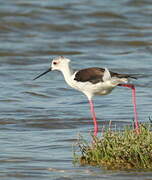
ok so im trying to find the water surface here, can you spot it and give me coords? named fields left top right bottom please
left=0, top=0, right=152, bottom=179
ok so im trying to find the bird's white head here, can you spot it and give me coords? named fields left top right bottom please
left=51, top=56, right=71, bottom=71
left=33, top=56, right=71, bottom=80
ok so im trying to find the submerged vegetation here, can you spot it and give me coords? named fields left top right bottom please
left=74, top=124, right=152, bottom=170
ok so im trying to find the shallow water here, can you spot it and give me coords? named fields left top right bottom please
left=0, top=0, right=152, bottom=179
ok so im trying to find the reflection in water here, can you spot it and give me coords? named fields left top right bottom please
left=0, top=0, right=152, bottom=179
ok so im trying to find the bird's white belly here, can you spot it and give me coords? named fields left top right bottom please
left=71, top=80, right=115, bottom=97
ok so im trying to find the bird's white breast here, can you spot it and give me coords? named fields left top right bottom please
left=68, top=74, right=116, bottom=99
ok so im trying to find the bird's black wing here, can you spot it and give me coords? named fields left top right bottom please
left=74, top=67, right=137, bottom=84
left=74, top=67, right=105, bottom=84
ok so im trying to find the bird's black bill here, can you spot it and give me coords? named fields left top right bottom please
left=33, top=68, right=52, bottom=80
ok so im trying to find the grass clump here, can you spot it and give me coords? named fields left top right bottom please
left=74, top=124, right=152, bottom=170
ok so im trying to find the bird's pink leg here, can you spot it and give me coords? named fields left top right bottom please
left=118, top=84, right=139, bottom=134
left=88, top=100, right=98, bottom=136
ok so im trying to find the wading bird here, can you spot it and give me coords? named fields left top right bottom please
left=34, top=56, right=139, bottom=136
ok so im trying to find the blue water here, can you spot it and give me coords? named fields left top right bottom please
left=0, top=0, right=152, bottom=179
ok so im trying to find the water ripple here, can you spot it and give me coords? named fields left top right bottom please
left=0, top=0, right=152, bottom=179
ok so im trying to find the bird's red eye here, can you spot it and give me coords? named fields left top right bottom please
left=53, top=62, right=57, bottom=65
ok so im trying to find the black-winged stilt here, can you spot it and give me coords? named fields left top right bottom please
left=34, top=56, right=139, bottom=136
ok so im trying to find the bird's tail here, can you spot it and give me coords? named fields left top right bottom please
left=113, top=73, right=137, bottom=80
left=110, top=72, right=136, bottom=85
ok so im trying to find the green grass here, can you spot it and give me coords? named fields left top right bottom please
left=74, top=124, right=152, bottom=170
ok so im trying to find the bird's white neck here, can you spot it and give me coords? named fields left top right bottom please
left=60, top=63, right=74, bottom=86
